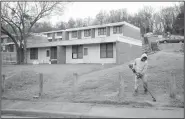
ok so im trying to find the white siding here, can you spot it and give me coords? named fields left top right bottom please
left=27, top=47, right=50, bottom=64
left=66, top=43, right=116, bottom=64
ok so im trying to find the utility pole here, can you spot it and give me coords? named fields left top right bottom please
left=0, top=2, right=2, bottom=118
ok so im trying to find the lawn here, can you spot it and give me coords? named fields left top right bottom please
left=75, top=51, right=184, bottom=108
left=2, top=43, right=184, bottom=108
left=2, top=63, right=116, bottom=101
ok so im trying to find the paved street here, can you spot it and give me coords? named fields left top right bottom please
left=2, top=100, right=184, bottom=118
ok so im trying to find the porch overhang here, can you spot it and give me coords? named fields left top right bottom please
left=27, top=35, right=142, bottom=48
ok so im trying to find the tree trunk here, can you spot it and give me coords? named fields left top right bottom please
left=23, top=39, right=27, bottom=64
left=16, top=47, right=24, bottom=64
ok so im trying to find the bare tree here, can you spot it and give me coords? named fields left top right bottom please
left=95, top=10, right=109, bottom=25
left=159, top=6, right=176, bottom=33
left=67, top=18, right=76, bottom=28
left=31, top=22, right=54, bottom=33
left=56, top=21, right=67, bottom=30
left=75, top=18, right=84, bottom=27
left=137, top=6, right=155, bottom=33
left=1, top=2, right=67, bottom=64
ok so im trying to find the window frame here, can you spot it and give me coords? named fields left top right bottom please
left=72, top=31, right=78, bottom=38
left=100, top=43, right=113, bottom=58
left=84, top=48, right=88, bottom=56
left=46, top=50, right=50, bottom=57
left=113, top=26, right=122, bottom=34
left=98, top=27, right=106, bottom=36
left=30, top=48, right=38, bottom=60
left=72, top=45, right=83, bottom=59
left=47, top=33, right=52, bottom=37
left=1, top=38, right=4, bottom=43
left=8, top=44, right=14, bottom=52
left=56, top=32, right=62, bottom=36
left=84, top=29, right=91, bottom=37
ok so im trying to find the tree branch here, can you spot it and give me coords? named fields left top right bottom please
left=1, top=26, right=19, bottom=48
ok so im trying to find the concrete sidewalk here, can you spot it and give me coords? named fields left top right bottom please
left=2, top=100, right=184, bottom=118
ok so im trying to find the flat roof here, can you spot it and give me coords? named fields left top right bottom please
left=65, top=21, right=140, bottom=32
left=41, top=30, right=65, bottom=34
left=37, top=21, right=140, bottom=34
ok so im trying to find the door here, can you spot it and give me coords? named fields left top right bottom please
left=50, top=47, right=57, bottom=64
left=83, top=47, right=89, bottom=63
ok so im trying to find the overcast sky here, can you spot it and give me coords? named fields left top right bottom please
left=46, top=2, right=178, bottom=26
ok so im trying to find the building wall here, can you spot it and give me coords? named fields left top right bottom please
left=122, top=24, right=141, bottom=40
left=65, top=43, right=116, bottom=64
left=67, top=24, right=139, bottom=41
left=27, top=47, right=51, bottom=64
left=116, top=41, right=142, bottom=64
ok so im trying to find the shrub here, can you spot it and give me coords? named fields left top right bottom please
left=151, top=42, right=160, bottom=52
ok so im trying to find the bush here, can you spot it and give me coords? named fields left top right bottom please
left=151, top=42, right=160, bottom=52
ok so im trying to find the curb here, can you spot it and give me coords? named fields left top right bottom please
left=2, top=109, right=114, bottom=118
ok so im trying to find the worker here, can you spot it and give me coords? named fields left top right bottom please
left=130, top=53, right=148, bottom=94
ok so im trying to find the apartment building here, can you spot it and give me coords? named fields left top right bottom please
left=26, top=21, right=142, bottom=64
left=1, top=35, right=17, bottom=64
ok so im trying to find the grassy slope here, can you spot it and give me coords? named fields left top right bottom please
left=2, top=64, right=116, bottom=101
left=75, top=48, right=184, bottom=107
left=2, top=43, right=184, bottom=108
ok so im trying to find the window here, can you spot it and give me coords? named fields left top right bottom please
left=8, top=44, right=14, bottom=52
left=1, top=38, right=4, bottom=43
left=113, top=26, right=122, bottom=34
left=48, top=38, right=52, bottom=42
left=30, top=48, right=38, bottom=60
left=84, top=29, right=91, bottom=37
left=53, top=38, right=57, bottom=41
left=72, top=31, right=78, bottom=38
left=100, top=43, right=113, bottom=58
left=57, top=32, right=62, bottom=36
left=50, top=47, right=57, bottom=59
left=47, top=33, right=52, bottom=37
left=7, top=38, right=12, bottom=43
left=72, top=45, right=83, bottom=59
left=46, top=50, right=50, bottom=57
left=98, top=27, right=106, bottom=35
left=84, top=48, right=88, bottom=55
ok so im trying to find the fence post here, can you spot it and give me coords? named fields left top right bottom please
left=73, top=73, right=78, bottom=98
left=2, top=74, right=5, bottom=93
left=118, top=72, right=124, bottom=101
left=169, top=71, right=176, bottom=99
left=39, top=73, right=43, bottom=97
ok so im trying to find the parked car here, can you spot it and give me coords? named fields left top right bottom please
left=159, top=37, right=184, bottom=44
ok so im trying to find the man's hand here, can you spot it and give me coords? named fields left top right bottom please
left=129, top=64, right=136, bottom=73
left=136, top=73, right=143, bottom=79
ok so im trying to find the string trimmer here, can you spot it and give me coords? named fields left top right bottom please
left=129, top=64, right=156, bottom=102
